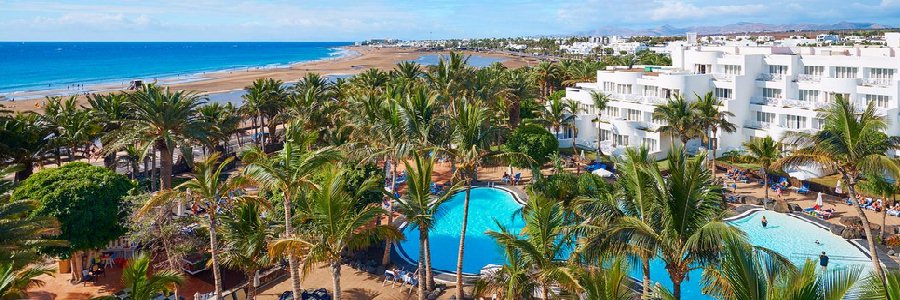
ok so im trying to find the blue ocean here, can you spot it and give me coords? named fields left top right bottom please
left=0, top=42, right=352, bottom=94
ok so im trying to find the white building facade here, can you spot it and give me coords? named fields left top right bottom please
left=563, top=33, right=900, bottom=162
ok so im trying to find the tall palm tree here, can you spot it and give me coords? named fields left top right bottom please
left=776, top=96, right=900, bottom=279
left=140, top=153, right=255, bottom=299
left=692, top=91, right=736, bottom=175
left=473, top=242, right=535, bottom=299
left=653, top=94, right=701, bottom=145
left=566, top=258, right=636, bottom=300
left=701, top=240, right=861, bottom=300
left=120, top=253, right=185, bottom=300
left=579, top=146, right=658, bottom=297
left=0, top=113, right=51, bottom=181
left=220, top=202, right=276, bottom=300
left=590, top=90, right=610, bottom=158
left=241, top=124, right=341, bottom=298
left=532, top=61, right=562, bottom=99
left=859, top=269, right=900, bottom=299
left=860, top=172, right=896, bottom=243
left=0, top=262, right=52, bottom=300
left=110, top=84, right=208, bottom=190
left=743, top=136, right=782, bottom=206
left=487, top=195, right=573, bottom=300
left=540, top=93, right=575, bottom=139
left=621, top=146, right=746, bottom=299
left=197, top=102, right=241, bottom=154
left=392, top=153, right=460, bottom=296
left=269, top=166, right=402, bottom=300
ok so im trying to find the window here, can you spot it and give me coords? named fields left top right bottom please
left=641, top=138, right=658, bottom=151
left=799, top=90, right=820, bottom=102
left=661, top=88, right=680, bottom=99
left=695, top=64, right=711, bottom=74
left=831, top=93, right=851, bottom=101
left=613, top=134, right=629, bottom=146
left=834, top=66, right=858, bottom=78
left=768, top=65, right=788, bottom=74
left=605, top=107, right=619, bottom=117
left=714, top=88, right=732, bottom=99
left=599, top=129, right=611, bottom=142
left=812, top=118, right=825, bottom=129
left=803, top=66, right=824, bottom=76
left=784, top=115, right=807, bottom=129
left=756, top=111, right=775, bottom=123
left=642, top=85, right=659, bottom=97
left=723, top=65, right=742, bottom=75
left=616, top=84, right=632, bottom=95
left=869, top=68, right=894, bottom=80
left=603, top=82, right=615, bottom=92
left=762, top=88, right=782, bottom=98
left=624, top=108, right=641, bottom=121
left=865, top=94, right=891, bottom=108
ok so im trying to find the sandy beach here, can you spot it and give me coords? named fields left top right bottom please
left=2, top=46, right=540, bottom=113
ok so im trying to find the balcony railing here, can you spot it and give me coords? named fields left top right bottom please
left=750, top=96, right=781, bottom=106
left=756, top=73, right=784, bottom=81
left=862, top=78, right=893, bottom=87
left=797, top=74, right=822, bottom=82
left=745, top=121, right=774, bottom=130
left=716, top=97, right=732, bottom=102
left=712, top=73, right=734, bottom=82
left=643, top=96, right=667, bottom=105
left=610, top=93, right=643, bottom=103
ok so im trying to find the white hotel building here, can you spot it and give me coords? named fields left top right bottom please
left=562, top=33, right=900, bottom=166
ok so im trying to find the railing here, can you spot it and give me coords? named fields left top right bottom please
left=712, top=73, right=735, bottom=82
left=716, top=96, right=732, bottom=102
left=609, top=93, right=643, bottom=103
left=643, top=96, right=667, bottom=105
left=862, top=78, right=893, bottom=87
left=797, top=74, right=822, bottom=82
left=750, top=96, right=781, bottom=106
left=756, top=73, right=784, bottom=81
left=745, top=121, right=774, bottom=129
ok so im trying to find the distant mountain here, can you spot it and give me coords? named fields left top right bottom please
left=581, top=22, right=893, bottom=36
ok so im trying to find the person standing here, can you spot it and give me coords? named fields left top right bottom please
left=819, top=252, right=829, bottom=270
left=761, top=216, right=768, bottom=228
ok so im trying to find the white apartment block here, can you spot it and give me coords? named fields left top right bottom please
left=561, top=33, right=900, bottom=168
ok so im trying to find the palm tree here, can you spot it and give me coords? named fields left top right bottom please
left=777, top=96, right=900, bottom=279
left=0, top=262, right=52, bottom=300
left=140, top=153, right=255, bottom=299
left=392, top=153, right=460, bottom=296
left=269, top=166, right=402, bottom=300
left=473, top=243, right=535, bottom=299
left=487, top=195, right=573, bottom=300
left=0, top=113, right=52, bottom=181
left=120, top=253, right=184, bottom=300
left=220, top=202, right=276, bottom=300
left=621, top=146, right=746, bottom=299
left=580, top=146, right=658, bottom=297
left=197, top=102, right=241, bottom=154
left=87, top=93, right=129, bottom=169
left=859, top=270, right=900, bottom=299
left=860, top=172, right=897, bottom=243
left=692, top=91, right=736, bottom=175
left=109, top=84, right=208, bottom=190
left=566, top=258, right=636, bottom=300
left=590, top=90, right=610, bottom=158
left=701, top=240, right=861, bottom=300
left=242, top=78, right=287, bottom=146
left=241, top=125, right=341, bottom=298
left=532, top=61, right=562, bottom=99
left=540, top=93, right=574, bottom=139
left=743, top=136, right=782, bottom=205
left=653, top=94, right=701, bottom=145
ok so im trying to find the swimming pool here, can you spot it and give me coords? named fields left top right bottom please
left=395, top=187, right=525, bottom=274
left=396, top=195, right=871, bottom=298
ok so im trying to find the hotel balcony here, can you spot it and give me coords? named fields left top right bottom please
left=797, top=74, right=822, bottom=82
left=716, top=97, right=732, bottom=102
left=781, top=99, right=830, bottom=110
left=756, top=73, right=784, bottom=81
left=861, top=78, right=893, bottom=87
left=643, top=96, right=667, bottom=105
left=750, top=96, right=781, bottom=106
left=744, top=120, right=775, bottom=130
left=712, top=73, right=734, bottom=82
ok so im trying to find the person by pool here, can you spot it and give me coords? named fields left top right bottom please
left=819, top=252, right=829, bottom=270
left=761, top=216, right=768, bottom=228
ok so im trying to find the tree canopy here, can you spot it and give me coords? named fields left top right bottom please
left=503, top=123, right=558, bottom=168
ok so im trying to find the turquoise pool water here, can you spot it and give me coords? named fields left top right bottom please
left=396, top=187, right=525, bottom=274
left=397, top=196, right=871, bottom=299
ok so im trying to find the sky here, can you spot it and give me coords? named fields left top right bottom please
left=1, top=0, right=900, bottom=41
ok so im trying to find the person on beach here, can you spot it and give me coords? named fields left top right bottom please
left=761, top=216, right=768, bottom=228
left=819, top=252, right=829, bottom=270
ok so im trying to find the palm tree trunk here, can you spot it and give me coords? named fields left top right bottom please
left=509, top=99, right=521, bottom=129
left=248, top=270, right=258, bottom=300
left=845, top=176, right=885, bottom=279
left=641, top=257, right=651, bottom=298
left=332, top=262, right=342, bottom=300
left=710, top=127, right=718, bottom=177
left=150, top=152, right=158, bottom=191
left=418, top=228, right=427, bottom=300
left=762, top=168, right=769, bottom=209
left=383, top=158, right=397, bottom=266
left=283, top=193, right=303, bottom=298
left=424, top=232, right=435, bottom=292
left=455, top=180, right=473, bottom=300
left=158, top=144, right=174, bottom=190
left=207, top=214, right=224, bottom=299
left=104, top=153, right=117, bottom=170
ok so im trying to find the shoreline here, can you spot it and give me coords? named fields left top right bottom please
left=2, top=46, right=540, bottom=112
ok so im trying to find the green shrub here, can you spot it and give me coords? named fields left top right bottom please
left=12, top=162, right=134, bottom=257
left=503, top=124, right=558, bottom=167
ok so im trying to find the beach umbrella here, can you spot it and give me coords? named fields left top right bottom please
left=816, top=192, right=823, bottom=207
left=592, top=168, right=614, bottom=178
left=835, top=180, right=843, bottom=194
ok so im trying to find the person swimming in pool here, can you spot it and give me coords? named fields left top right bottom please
left=815, top=240, right=821, bottom=245
left=761, top=216, right=768, bottom=228
left=819, top=252, right=829, bottom=270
